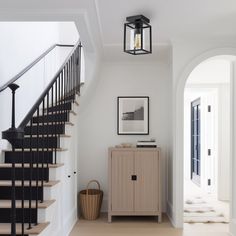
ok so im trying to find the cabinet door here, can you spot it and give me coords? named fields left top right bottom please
left=134, top=151, right=159, bottom=212
left=111, top=151, right=134, bottom=212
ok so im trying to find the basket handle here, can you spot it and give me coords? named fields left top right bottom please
left=86, top=180, right=101, bottom=195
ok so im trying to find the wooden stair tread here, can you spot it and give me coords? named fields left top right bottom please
left=0, top=222, right=49, bottom=235
left=31, top=121, right=74, bottom=126
left=43, top=110, right=77, bottom=115
left=0, top=200, right=55, bottom=209
left=0, top=180, right=60, bottom=187
left=0, top=163, right=64, bottom=168
left=2, top=148, right=68, bottom=152
left=70, top=110, right=77, bottom=115
left=24, top=134, right=71, bottom=138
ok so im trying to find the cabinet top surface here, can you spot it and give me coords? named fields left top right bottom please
left=109, top=147, right=160, bottom=151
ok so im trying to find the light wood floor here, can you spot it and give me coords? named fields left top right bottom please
left=69, top=214, right=229, bottom=236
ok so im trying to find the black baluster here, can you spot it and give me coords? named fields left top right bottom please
left=69, top=58, right=72, bottom=95
left=71, top=56, right=73, bottom=100
left=41, top=99, right=45, bottom=203
left=72, top=53, right=75, bottom=98
left=61, top=70, right=64, bottom=112
left=46, top=93, right=49, bottom=179
left=28, top=119, right=33, bottom=229
left=76, top=47, right=80, bottom=92
left=64, top=65, right=68, bottom=123
left=35, top=108, right=40, bottom=225
left=74, top=49, right=77, bottom=92
left=67, top=61, right=70, bottom=98
left=51, top=84, right=55, bottom=165
left=78, top=44, right=82, bottom=93
left=62, top=68, right=65, bottom=111
left=74, top=48, right=77, bottom=92
left=74, top=52, right=77, bottom=97
left=21, top=144, right=25, bottom=235
left=54, top=80, right=58, bottom=164
left=59, top=74, right=62, bottom=148
left=11, top=146, right=16, bottom=236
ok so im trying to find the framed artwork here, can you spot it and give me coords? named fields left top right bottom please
left=117, top=96, right=149, bottom=135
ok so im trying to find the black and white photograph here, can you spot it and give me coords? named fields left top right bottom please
left=117, top=96, right=149, bottom=135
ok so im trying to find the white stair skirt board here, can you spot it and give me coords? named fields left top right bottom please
left=184, top=196, right=229, bottom=223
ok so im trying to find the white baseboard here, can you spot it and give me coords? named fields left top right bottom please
left=230, top=219, right=236, bottom=236
left=64, top=207, right=78, bottom=236
left=166, top=201, right=175, bottom=227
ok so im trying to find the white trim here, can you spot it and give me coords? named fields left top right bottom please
left=230, top=218, right=236, bottom=236
left=166, top=200, right=175, bottom=226
left=94, top=0, right=105, bottom=47
left=64, top=207, right=78, bottom=236
left=174, top=48, right=236, bottom=229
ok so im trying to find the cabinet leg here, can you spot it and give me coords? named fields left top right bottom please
left=158, top=213, right=162, bottom=223
left=108, top=213, right=112, bottom=223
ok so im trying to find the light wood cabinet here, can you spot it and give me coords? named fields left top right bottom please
left=108, top=147, right=161, bottom=223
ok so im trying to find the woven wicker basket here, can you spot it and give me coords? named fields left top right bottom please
left=79, top=180, right=103, bottom=220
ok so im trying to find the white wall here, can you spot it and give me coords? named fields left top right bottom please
left=0, top=22, right=59, bottom=86
left=77, top=58, right=172, bottom=212
left=58, top=22, right=79, bottom=45
left=0, top=22, right=78, bottom=150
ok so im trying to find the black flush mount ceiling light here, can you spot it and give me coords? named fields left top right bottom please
left=124, top=15, right=152, bottom=55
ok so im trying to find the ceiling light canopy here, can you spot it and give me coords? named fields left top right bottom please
left=124, top=15, right=152, bottom=55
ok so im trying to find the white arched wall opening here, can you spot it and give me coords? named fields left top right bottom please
left=173, top=48, right=236, bottom=234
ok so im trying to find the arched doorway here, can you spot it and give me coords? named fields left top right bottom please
left=173, top=48, right=236, bottom=231
left=183, top=56, right=234, bottom=230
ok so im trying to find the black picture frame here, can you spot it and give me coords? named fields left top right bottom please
left=117, top=96, right=149, bottom=135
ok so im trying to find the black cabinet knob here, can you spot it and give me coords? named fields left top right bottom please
left=68, top=175, right=71, bottom=178
left=131, top=175, right=137, bottom=181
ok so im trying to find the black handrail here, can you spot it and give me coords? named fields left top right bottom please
left=18, top=41, right=82, bottom=130
left=0, top=44, right=74, bottom=93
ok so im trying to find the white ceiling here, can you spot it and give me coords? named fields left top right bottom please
left=95, top=0, right=236, bottom=46
left=1, top=0, right=236, bottom=57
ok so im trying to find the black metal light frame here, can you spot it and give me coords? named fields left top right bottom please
left=124, top=15, right=152, bottom=55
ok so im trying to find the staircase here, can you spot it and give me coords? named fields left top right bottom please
left=0, top=42, right=82, bottom=236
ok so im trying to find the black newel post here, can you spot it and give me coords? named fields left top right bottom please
left=10, top=83, right=18, bottom=128
left=2, top=83, right=24, bottom=142
left=2, top=83, right=24, bottom=236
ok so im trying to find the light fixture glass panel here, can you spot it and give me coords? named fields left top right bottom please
left=130, top=29, right=135, bottom=50
left=143, top=27, right=150, bottom=51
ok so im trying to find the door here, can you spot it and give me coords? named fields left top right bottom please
left=111, top=151, right=134, bottom=212
left=191, top=98, right=201, bottom=186
left=134, top=151, right=159, bottom=212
